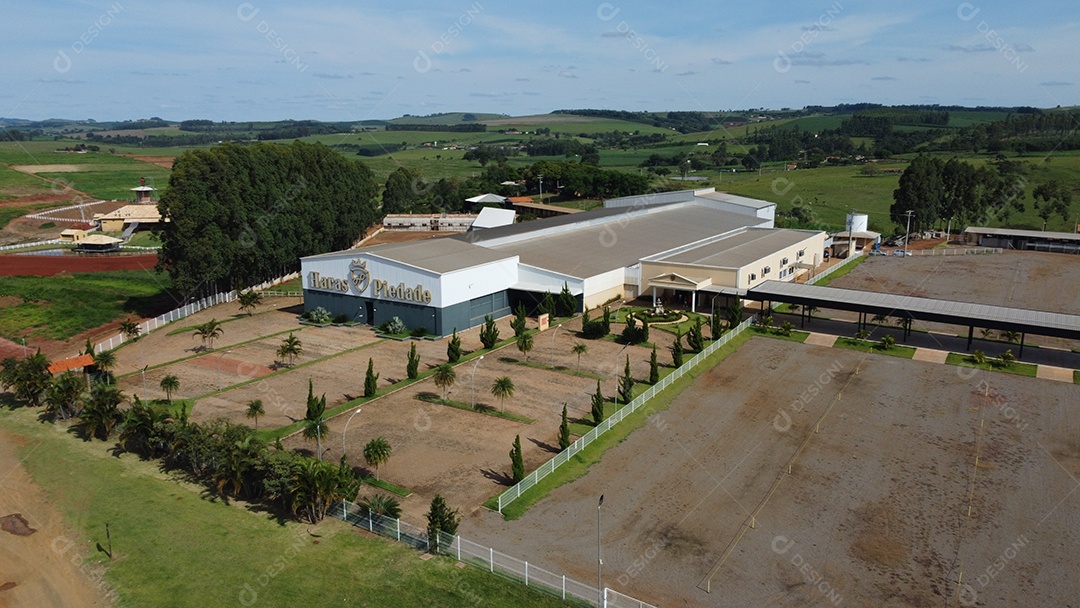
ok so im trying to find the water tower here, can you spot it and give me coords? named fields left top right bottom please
left=131, top=176, right=155, bottom=204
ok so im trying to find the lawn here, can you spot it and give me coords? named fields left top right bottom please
left=0, top=406, right=572, bottom=608
left=0, top=270, right=176, bottom=341
left=0, top=164, right=55, bottom=198
left=37, top=166, right=171, bottom=201
left=833, top=336, right=917, bottom=359
left=944, top=352, right=1038, bottom=377
left=748, top=325, right=811, bottom=343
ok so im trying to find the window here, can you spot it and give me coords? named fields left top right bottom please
left=749, top=273, right=757, bottom=281
left=797, top=249, right=805, bottom=258
left=781, top=257, right=789, bottom=266
left=763, top=266, right=771, bottom=275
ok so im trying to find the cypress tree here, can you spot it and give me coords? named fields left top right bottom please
left=649, top=347, right=659, bottom=384
left=619, top=354, right=634, bottom=404
left=406, top=342, right=420, bottom=379
left=671, top=330, right=684, bottom=367
left=591, top=380, right=605, bottom=425
left=511, top=303, right=527, bottom=337
left=447, top=329, right=462, bottom=362
left=364, top=358, right=379, bottom=398
left=558, top=404, right=571, bottom=450
left=509, top=435, right=525, bottom=482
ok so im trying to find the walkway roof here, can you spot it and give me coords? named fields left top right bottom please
left=747, top=280, right=1080, bottom=340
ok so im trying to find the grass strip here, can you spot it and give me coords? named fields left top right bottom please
left=748, top=326, right=810, bottom=343
left=811, top=255, right=866, bottom=286
left=362, top=476, right=413, bottom=497
left=417, top=393, right=534, bottom=424
left=833, top=337, right=917, bottom=359
left=487, top=331, right=752, bottom=519
left=945, top=352, right=1038, bottom=377
left=0, top=407, right=569, bottom=608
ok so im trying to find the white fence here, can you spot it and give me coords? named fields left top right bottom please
left=337, top=501, right=656, bottom=608
left=907, top=247, right=1002, bottom=256
left=25, top=199, right=110, bottom=221
left=0, top=239, right=63, bottom=252
left=92, top=272, right=300, bottom=353
left=805, top=251, right=862, bottom=285
left=496, top=316, right=754, bottom=513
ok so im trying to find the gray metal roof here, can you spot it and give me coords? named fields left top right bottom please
left=303, top=237, right=514, bottom=275
left=693, top=190, right=774, bottom=210
left=660, top=229, right=820, bottom=268
left=480, top=204, right=763, bottom=279
left=747, top=280, right=1080, bottom=340
left=963, top=226, right=1080, bottom=242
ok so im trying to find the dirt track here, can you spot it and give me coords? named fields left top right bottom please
left=0, top=427, right=112, bottom=608
left=464, top=338, right=1080, bottom=607
left=0, top=254, right=158, bottom=277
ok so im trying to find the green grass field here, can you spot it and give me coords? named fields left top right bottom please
left=36, top=166, right=171, bottom=201
left=0, top=270, right=175, bottom=342
left=833, top=337, right=917, bottom=359
left=945, top=352, right=1038, bottom=377
left=0, top=406, right=571, bottom=608
left=0, top=164, right=56, bottom=199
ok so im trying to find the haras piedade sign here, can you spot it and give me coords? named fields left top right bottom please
left=307, top=259, right=433, bottom=304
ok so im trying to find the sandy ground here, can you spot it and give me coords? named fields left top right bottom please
left=0, top=428, right=112, bottom=608
left=463, top=338, right=1080, bottom=607
left=108, top=296, right=682, bottom=523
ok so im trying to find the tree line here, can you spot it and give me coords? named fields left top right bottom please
left=891, top=154, right=1074, bottom=231
left=155, top=141, right=379, bottom=298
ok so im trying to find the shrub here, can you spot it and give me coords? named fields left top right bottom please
left=307, top=306, right=332, bottom=324
left=332, top=313, right=350, bottom=324
left=619, top=314, right=648, bottom=345
left=410, top=326, right=429, bottom=338
left=385, top=316, right=407, bottom=334
left=479, top=315, right=499, bottom=349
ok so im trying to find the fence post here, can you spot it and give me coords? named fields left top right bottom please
left=368, top=511, right=372, bottom=532
left=490, top=547, right=494, bottom=573
left=396, top=518, right=400, bottom=542
left=562, top=575, right=566, bottom=600
left=525, top=561, right=529, bottom=586
left=457, top=535, right=461, bottom=562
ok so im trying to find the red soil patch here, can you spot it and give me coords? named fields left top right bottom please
left=0, top=514, right=36, bottom=536
left=0, top=253, right=158, bottom=276
left=188, top=353, right=275, bottom=379
left=123, top=155, right=175, bottom=169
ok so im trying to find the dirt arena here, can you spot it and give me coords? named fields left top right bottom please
left=463, top=338, right=1080, bottom=607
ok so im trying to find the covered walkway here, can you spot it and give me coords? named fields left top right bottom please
left=747, top=280, right=1080, bottom=358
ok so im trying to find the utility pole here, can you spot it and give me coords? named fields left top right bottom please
left=847, top=209, right=855, bottom=259
left=904, top=210, right=914, bottom=257
left=537, top=175, right=543, bottom=201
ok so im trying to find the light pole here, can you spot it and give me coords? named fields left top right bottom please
left=597, top=494, right=604, bottom=606
left=342, top=407, right=362, bottom=462
left=903, top=210, right=914, bottom=257
left=216, top=349, right=232, bottom=391
left=471, top=355, right=484, bottom=407
left=550, top=324, right=562, bottom=368
left=21, top=337, right=27, bottom=358
left=538, top=175, right=544, bottom=201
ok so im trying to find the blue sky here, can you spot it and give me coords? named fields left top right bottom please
left=5, top=0, right=1077, bottom=121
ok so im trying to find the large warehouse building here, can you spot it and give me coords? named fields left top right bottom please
left=301, top=188, right=827, bottom=336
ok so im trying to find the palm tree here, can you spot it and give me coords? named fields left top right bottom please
left=1001, top=330, right=1020, bottom=344
left=92, top=349, right=117, bottom=384
left=277, top=332, right=303, bottom=367
left=119, top=319, right=141, bottom=342
left=871, top=313, right=888, bottom=326
left=571, top=342, right=588, bottom=371
left=159, top=374, right=180, bottom=403
left=999, top=349, right=1016, bottom=366
left=878, top=334, right=896, bottom=351
left=972, top=350, right=987, bottom=365
left=245, top=399, right=265, bottom=429
left=895, top=316, right=913, bottom=339
left=80, top=384, right=123, bottom=440
left=516, top=332, right=534, bottom=362
left=237, top=289, right=263, bottom=316
left=216, top=434, right=263, bottom=499
left=302, top=416, right=329, bottom=461
left=290, top=458, right=337, bottom=524
left=192, top=319, right=223, bottom=351
left=45, top=371, right=84, bottom=421
left=490, top=376, right=515, bottom=410
left=119, top=397, right=168, bottom=457
left=432, top=363, right=456, bottom=400
left=363, top=437, right=392, bottom=480
left=360, top=494, right=402, bottom=520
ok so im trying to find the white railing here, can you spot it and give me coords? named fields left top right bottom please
left=92, top=272, right=300, bottom=353
left=25, top=200, right=110, bottom=223
left=496, top=316, right=754, bottom=513
left=805, top=251, right=862, bottom=285
left=0, top=239, right=63, bottom=252
left=336, top=501, right=657, bottom=608
left=907, top=247, right=1002, bottom=256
